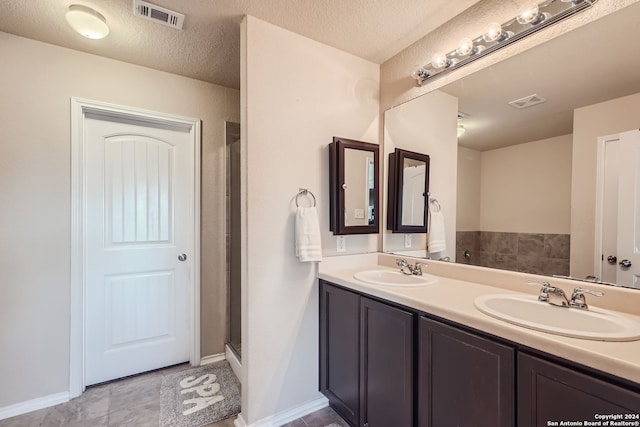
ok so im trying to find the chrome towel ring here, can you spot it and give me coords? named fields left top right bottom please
left=429, top=197, right=441, bottom=212
left=296, top=188, right=317, bottom=207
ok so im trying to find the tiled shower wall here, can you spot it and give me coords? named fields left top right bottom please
left=456, top=231, right=570, bottom=276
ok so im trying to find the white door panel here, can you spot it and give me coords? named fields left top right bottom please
left=84, top=114, right=192, bottom=385
left=617, top=129, right=640, bottom=288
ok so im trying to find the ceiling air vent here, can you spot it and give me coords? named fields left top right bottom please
left=133, top=0, right=184, bottom=30
left=508, top=94, right=547, bottom=109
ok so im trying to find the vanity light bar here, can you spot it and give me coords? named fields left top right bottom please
left=412, top=0, right=598, bottom=86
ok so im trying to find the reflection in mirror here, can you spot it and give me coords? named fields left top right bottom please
left=595, top=129, right=640, bottom=288
left=329, top=137, right=379, bottom=235
left=387, top=149, right=430, bottom=233
left=383, top=89, right=458, bottom=258
left=382, top=3, right=640, bottom=289
left=344, top=148, right=376, bottom=226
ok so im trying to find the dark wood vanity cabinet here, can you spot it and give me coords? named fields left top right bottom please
left=418, top=317, right=515, bottom=427
left=518, top=353, right=640, bottom=426
left=320, top=280, right=640, bottom=427
left=319, top=281, right=414, bottom=427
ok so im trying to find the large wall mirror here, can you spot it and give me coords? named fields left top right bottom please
left=329, top=137, right=379, bottom=235
left=383, top=2, right=640, bottom=289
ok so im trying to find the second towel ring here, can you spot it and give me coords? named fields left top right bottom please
left=296, top=188, right=316, bottom=207
left=429, top=198, right=441, bottom=212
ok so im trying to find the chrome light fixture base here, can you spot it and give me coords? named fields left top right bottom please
left=412, top=0, right=597, bottom=86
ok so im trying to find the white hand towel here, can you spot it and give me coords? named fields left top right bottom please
left=295, top=206, right=323, bottom=262
left=427, top=209, right=446, bottom=253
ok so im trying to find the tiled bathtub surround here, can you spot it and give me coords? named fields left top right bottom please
left=456, top=231, right=570, bottom=276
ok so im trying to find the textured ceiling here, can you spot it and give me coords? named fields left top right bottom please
left=0, top=0, right=481, bottom=89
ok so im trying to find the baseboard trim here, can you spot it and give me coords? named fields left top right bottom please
left=233, top=396, right=328, bottom=427
left=0, top=392, right=70, bottom=420
left=225, top=344, right=241, bottom=382
left=200, top=352, right=226, bottom=366
left=233, top=413, right=248, bottom=427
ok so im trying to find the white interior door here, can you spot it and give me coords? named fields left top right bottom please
left=616, top=129, right=640, bottom=288
left=84, top=111, right=194, bottom=385
left=599, top=136, right=622, bottom=284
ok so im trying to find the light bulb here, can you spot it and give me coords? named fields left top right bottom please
left=431, top=53, right=450, bottom=69
left=517, top=4, right=541, bottom=24
left=456, top=38, right=474, bottom=56
left=457, top=124, right=466, bottom=138
left=483, top=22, right=503, bottom=42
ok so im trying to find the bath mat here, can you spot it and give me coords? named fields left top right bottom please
left=159, top=361, right=240, bottom=427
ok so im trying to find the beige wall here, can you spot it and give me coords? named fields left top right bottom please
left=480, top=135, right=572, bottom=233
left=456, top=146, right=481, bottom=232
left=0, top=32, right=239, bottom=408
left=383, top=90, right=458, bottom=256
left=241, top=15, right=379, bottom=424
left=571, top=92, right=640, bottom=278
left=457, top=136, right=572, bottom=235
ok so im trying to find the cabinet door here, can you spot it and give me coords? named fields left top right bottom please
left=360, top=297, right=414, bottom=427
left=319, top=282, right=360, bottom=427
left=518, top=353, right=640, bottom=426
left=419, top=317, right=515, bottom=427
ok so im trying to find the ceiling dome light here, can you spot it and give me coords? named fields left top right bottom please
left=457, top=124, right=466, bottom=138
left=66, top=5, right=109, bottom=39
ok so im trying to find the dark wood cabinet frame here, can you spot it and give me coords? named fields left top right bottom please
left=387, top=148, right=430, bottom=233
left=329, top=137, right=380, bottom=235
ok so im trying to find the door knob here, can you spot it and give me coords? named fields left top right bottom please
left=619, top=259, right=632, bottom=268
left=607, top=255, right=617, bottom=264
left=178, top=253, right=187, bottom=262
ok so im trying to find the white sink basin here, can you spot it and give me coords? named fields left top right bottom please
left=353, top=269, right=437, bottom=287
left=474, top=294, right=640, bottom=341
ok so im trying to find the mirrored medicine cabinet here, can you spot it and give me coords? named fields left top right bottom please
left=387, top=148, right=430, bottom=233
left=329, top=137, right=379, bottom=235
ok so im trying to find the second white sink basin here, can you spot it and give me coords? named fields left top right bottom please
left=474, top=294, right=640, bottom=341
left=354, top=269, right=437, bottom=287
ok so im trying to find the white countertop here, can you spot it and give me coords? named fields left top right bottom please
left=318, top=254, right=640, bottom=385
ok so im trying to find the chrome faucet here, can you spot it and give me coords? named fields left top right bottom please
left=528, top=281, right=603, bottom=310
left=528, top=281, right=571, bottom=307
left=396, top=259, right=428, bottom=276
left=569, top=287, right=603, bottom=310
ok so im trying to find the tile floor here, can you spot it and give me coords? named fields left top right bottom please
left=0, top=363, right=349, bottom=427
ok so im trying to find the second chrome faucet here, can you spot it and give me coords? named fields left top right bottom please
left=396, top=258, right=428, bottom=276
left=527, top=281, right=603, bottom=310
